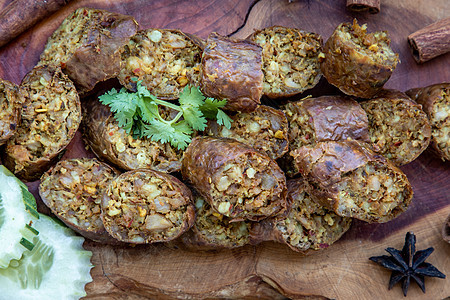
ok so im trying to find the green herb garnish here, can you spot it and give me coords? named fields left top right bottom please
left=99, top=82, right=232, bottom=150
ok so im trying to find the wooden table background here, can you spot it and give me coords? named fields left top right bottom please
left=0, top=0, right=449, bottom=299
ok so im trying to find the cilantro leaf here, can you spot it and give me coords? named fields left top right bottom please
left=99, top=82, right=231, bottom=150
left=216, top=109, right=233, bottom=129
left=178, top=86, right=205, bottom=108
left=142, top=119, right=192, bottom=150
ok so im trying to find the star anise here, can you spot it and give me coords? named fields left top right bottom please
left=369, top=231, right=446, bottom=297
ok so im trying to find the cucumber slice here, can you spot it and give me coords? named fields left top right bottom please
left=0, top=214, right=93, bottom=300
left=0, top=165, right=39, bottom=268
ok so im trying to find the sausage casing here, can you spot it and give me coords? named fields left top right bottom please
left=181, top=136, right=288, bottom=221
left=406, top=83, right=450, bottom=161
left=290, top=140, right=413, bottom=223
left=201, top=33, right=263, bottom=112
left=38, top=7, right=138, bottom=94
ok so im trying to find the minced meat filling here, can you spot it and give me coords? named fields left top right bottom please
left=362, top=99, right=430, bottom=165
left=104, top=121, right=182, bottom=172
left=284, top=102, right=316, bottom=149
left=430, top=88, right=450, bottom=158
left=0, top=81, right=19, bottom=141
left=253, top=27, right=322, bottom=95
left=103, top=171, right=190, bottom=243
left=118, top=29, right=202, bottom=98
left=335, top=161, right=410, bottom=221
left=210, top=154, right=285, bottom=218
left=205, top=106, right=288, bottom=160
left=40, top=159, right=116, bottom=232
left=194, top=197, right=249, bottom=247
left=39, top=8, right=105, bottom=66
left=7, top=68, right=80, bottom=164
left=275, top=187, right=349, bottom=251
left=338, top=20, right=398, bottom=67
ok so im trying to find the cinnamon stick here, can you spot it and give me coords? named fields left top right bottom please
left=346, top=0, right=380, bottom=14
left=0, top=0, right=72, bottom=48
left=408, top=17, right=450, bottom=63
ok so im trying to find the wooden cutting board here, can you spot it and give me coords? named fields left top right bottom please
left=0, top=0, right=449, bottom=299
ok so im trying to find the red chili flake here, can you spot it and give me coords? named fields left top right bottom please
left=133, top=68, right=141, bottom=74
left=108, top=131, right=114, bottom=136
left=305, top=134, right=310, bottom=140
left=394, top=141, right=403, bottom=147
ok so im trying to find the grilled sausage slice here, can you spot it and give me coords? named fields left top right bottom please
left=101, top=169, right=195, bottom=244
left=0, top=78, right=23, bottom=145
left=82, top=98, right=183, bottom=173
left=201, top=33, right=263, bottom=112
left=250, top=178, right=352, bottom=253
left=182, top=136, right=288, bottom=222
left=248, top=26, right=323, bottom=98
left=118, top=29, right=204, bottom=100
left=320, top=20, right=398, bottom=98
left=39, top=158, right=120, bottom=244
left=290, top=140, right=413, bottom=223
left=280, top=95, right=370, bottom=177
left=406, top=83, right=450, bottom=161
left=181, top=190, right=250, bottom=249
left=3, top=65, right=81, bottom=181
left=38, top=7, right=138, bottom=94
left=361, top=90, right=431, bottom=165
left=205, top=105, right=289, bottom=160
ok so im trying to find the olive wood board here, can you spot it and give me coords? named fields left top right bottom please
left=0, top=0, right=449, bottom=299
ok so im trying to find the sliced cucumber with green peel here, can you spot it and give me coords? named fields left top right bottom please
left=0, top=165, right=39, bottom=268
left=0, top=214, right=93, bottom=299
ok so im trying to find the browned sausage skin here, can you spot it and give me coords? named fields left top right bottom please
left=38, top=7, right=138, bottom=94
left=181, top=136, right=288, bottom=222
left=280, top=95, right=370, bottom=177
left=201, top=33, right=263, bottom=112
left=118, top=29, right=204, bottom=100
left=290, top=140, right=413, bottom=223
left=101, top=169, right=195, bottom=244
left=0, top=78, right=23, bottom=146
left=39, top=158, right=120, bottom=244
left=320, top=20, right=398, bottom=98
left=361, top=90, right=431, bottom=165
left=250, top=178, right=352, bottom=253
left=181, top=190, right=250, bottom=249
left=82, top=97, right=183, bottom=173
left=3, top=65, right=81, bottom=181
left=205, top=105, right=289, bottom=160
left=406, top=83, right=450, bottom=161
left=248, top=26, right=323, bottom=98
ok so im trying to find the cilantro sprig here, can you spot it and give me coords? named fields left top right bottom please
left=99, top=82, right=232, bottom=150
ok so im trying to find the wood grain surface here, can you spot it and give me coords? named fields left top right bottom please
left=0, top=0, right=449, bottom=299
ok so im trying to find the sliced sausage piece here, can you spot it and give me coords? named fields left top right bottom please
left=205, top=105, right=289, bottom=160
left=406, top=83, right=450, bottom=161
left=38, top=7, right=138, bottom=94
left=181, top=136, right=288, bottom=222
left=201, top=33, right=263, bottom=112
left=0, top=78, right=24, bottom=145
left=118, top=29, right=204, bottom=100
left=101, top=169, right=195, bottom=244
left=290, top=140, right=413, bottom=223
left=181, top=189, right=250, bottom=249
left=248, top=26, right=323, bottom=98
left=361, top=90, right=432, bottom=165
left=82, top=97, right=183, bottom=173
left=3, top=65, right=81, bottom=181
left=39, top=158, right=120, bottom=244
left=320, top=20, right=398, bottom=98
left=279, top=95, right=370, bottom=177
left=250, top=177, right=352, bottom=253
